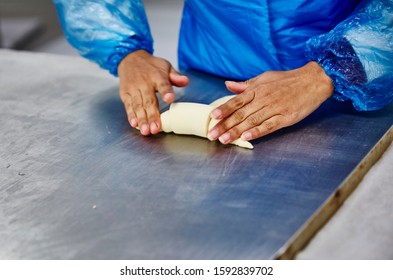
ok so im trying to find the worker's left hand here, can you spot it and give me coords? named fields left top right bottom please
left=207, top=61, right=334, bottom=144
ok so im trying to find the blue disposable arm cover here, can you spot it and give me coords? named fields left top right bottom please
left=305, top=0, right=393, bottom=111
left=53, top=0, right=153, bottom=76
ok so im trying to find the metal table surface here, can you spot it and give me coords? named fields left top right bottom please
left=0, top=50, right=392, bottom=259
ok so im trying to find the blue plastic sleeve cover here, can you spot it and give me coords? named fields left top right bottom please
left=53, top=0, right=392, bottom=111
left=305, top=0, right=393, bottom=111
left=53, top=0, right=153, bottom=76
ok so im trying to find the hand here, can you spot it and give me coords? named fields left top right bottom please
left=207, top=61, right=334, bottom=144
left=118, top=50, right=189, bottom=135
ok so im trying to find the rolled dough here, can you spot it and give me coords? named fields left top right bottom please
left=160, top=96, right=253, bottom=149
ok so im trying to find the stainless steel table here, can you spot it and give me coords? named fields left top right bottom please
left=0, top=50, right=392, bottom=259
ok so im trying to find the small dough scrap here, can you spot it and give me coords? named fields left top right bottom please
left=159, top=95, right=253, bottom=150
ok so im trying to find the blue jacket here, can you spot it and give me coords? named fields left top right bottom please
left=53, top=0, right=393, bottom=111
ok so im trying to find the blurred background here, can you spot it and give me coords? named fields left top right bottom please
left=0, top=0, right=182, bottom=65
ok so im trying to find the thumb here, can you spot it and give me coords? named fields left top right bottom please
left=169, top=67, right=189, bottom=87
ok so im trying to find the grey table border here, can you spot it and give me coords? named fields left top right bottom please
left=277, top=126, right=393, bottom=259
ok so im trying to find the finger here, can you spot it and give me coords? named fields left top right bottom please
left=141, top=92, right=161, bottom=135
left=120, top=90, right=138, bottom=127
left=241, top=115, right=286, bottom=141
left=225, top=81, right=248, bottom=94
left=215, top=109, right=271, bottom=144
left=123, top=97, right=138, bottom=128
left=130, top=89, right=150, bottom=136
left=208, top=95, right=266, bottom=141
left=210, top=90, right=255, bottom=120
left=169, top=67, right=189, bottom=87
left=154, top=76, right=175, bottom=103
left=225, top=76, right=258, bottom=93
left=208, top=105, right=253, bottom=141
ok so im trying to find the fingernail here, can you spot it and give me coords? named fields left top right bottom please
left=207, top=129, right=219, bottom=141
left=130, top=118, right=137, bottom=127
left=150, top=121, right=159, bottom=133
left=219, top=132, right=231, bottom=144
left=164, top=93, right=172, bottom=102
left=241, top=131, right=253, bottom=141
left=225, top=81, right=236, bottom=85
left=211, top=109, right=222, bottom=119
left=141, top=124, right=150, bottom=135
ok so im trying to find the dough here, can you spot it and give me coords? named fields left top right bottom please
left=160, top=96, right=254, bottom=149
left=161, top=102, right=212, bottom=138
left=209, top=95, right=236, bottom=107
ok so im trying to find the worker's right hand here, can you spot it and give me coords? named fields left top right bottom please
left=117, top=50, right=189, bottom=135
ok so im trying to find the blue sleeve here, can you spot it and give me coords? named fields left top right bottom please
left=53, top=0, right=154, bottom=76
left=305, top=0, right=393, bottom=111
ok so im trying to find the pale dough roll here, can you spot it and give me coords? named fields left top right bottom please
left=160, top=96, right=253, bottom=149
left=209, top=95, right=236, bottom=107
left=161, top=102, right=212, bottom=138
